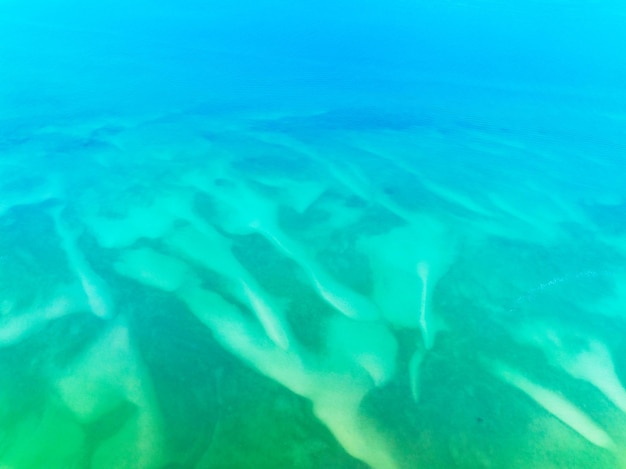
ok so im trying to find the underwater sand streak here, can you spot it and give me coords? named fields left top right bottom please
left=0, top=99, right=625, bottom=468
left=488, top=359, right=616, bottom=451
left=165, top=222, right=292, bottom=350
left=176, top=280, right=400, bottom=469
left=54, top=318, right=166, bottom=467
left=110, top=220, right=400, bottom=468
left=187, top=167, right=381, bottom=321
left=51, top=206, right=114, bottom=319
left=513, top=321, right=626, bottom=415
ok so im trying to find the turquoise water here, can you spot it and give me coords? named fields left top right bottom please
left=1, top=1, right=626, bottom=468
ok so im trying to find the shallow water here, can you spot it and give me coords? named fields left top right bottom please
left=1, top=2, right=626, bottom=468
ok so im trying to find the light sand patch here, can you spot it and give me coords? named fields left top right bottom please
left=114, top=248, right=191, bottom=292
left=0, top=283, right=89, bottom=346
left=360, top=218, right=456, bottom=343
left=325, top=314, right=397, bottom=387
left=165, top=225, right=292, bottom=350
left=488, top=359, right=615, bottom=451
left=87, top=201, right=178, bottom=249
left=82, top=189, right=192, bottom=250
left=51, top=207, right=113, bottom=319
left=194, top=176, right=380, bottom=320
left=513, top=322, right=626, bottom=414
left=177, top=282, right=401, bottom=469
left=55, top=318, right=167, bottom=468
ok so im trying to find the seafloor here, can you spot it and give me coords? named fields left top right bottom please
left=1, top=80, right=626, bottom=468
left=1, top=2, right=626, bottom=466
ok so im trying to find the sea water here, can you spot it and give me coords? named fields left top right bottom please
left=1, top=1, right=626, bottom=468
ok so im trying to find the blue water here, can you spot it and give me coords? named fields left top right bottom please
left=1, top=2, right=626, bottom=468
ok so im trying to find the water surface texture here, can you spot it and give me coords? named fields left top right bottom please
left=1, top=1, right=626, bottom=468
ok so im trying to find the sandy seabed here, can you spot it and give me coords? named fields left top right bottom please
left=1, top=93, right=626, bottom=468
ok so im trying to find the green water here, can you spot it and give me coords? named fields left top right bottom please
left=1, top=87, right=626, bottom=468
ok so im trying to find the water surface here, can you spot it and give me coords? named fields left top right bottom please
left=1, top=1, right=626, bottom=468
